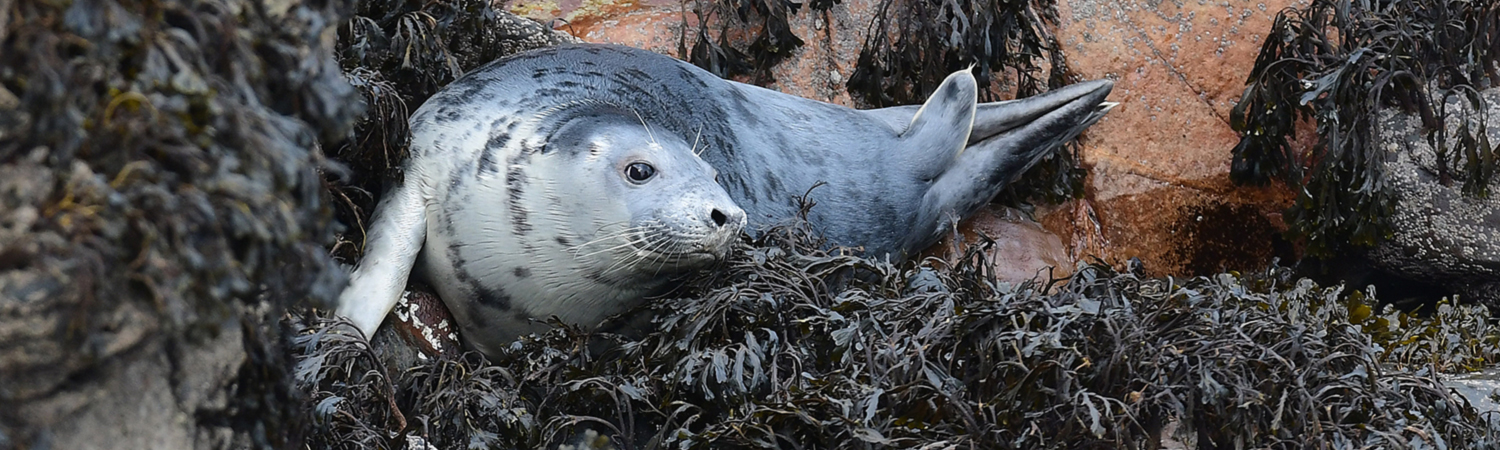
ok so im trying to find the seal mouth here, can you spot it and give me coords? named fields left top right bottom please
left=570, top=221, right=735, bottom=276
left=631, top=234, right=733, bottom=262
left=629, top=222, right=736, bottom=265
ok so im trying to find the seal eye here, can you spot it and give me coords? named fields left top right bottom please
left=625, top=162, right=656, bottom=183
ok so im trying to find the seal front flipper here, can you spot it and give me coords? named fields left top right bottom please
left=894, top=70, right=978, bottom=182
left=904, top=79, right=1115, bottom=254
left=336, top=176, right=429, bottom=338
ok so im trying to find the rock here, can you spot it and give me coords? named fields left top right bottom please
left=1042, top=0, right=1304, bottom=276
left=372, top=285, right=463, bottom=371
left=560, top=0, right=876, bottom=106
left=19, top=321, right=246, bottom=450
left=921, top=206, right=1075, bottom=282
left=555, top=0, right=1303, bottom=277
left=1443, top=367, right=1500, bottom=428
left=0, top=0, right=358, bottom=444
left=559, top=5, right=688, bottom=56
left=1370, top=89, right=1500, bottom=305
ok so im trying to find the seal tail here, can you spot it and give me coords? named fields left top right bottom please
left=905, top=79, right=1115, bottom=255
left=336, top=176, right=429, bottom=338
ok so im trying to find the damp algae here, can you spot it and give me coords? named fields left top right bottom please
left=296, top=213, right=1500, bottom=448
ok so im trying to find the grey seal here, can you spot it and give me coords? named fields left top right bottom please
left=338, top=72, right=746, bottom=356
left=338, top=44, right=1114, bottom=355
left=443, top=44, right=1114, bottom=258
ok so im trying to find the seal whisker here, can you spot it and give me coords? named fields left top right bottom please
left=650, top=234, right=684, bottom=277
left=568, top=226, right=640, bottom=249
left=597, top=220, right=668, bottom=275
left=631, top=108, right=657, bottom=146
left=601, top=252, right=645, bottom=276
left=572, top=234, right=651, bottom=259
left=607, top=221, right=687, bottom=276
left=691, top=125, right=705, bottom=157
left=567, top=223, right=648, bottom=254
left=601, top=235, right=661, bottom=276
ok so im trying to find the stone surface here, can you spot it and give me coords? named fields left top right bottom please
left=922, top=206, right=1075, bottom=282
left=1043, top=0, right=1304, bottom=276
left=0, top=155, right=253, bottom=448
left=373, top=285, right=463, bottom=371
left=0, top=0, right=359, bottom=443
left=1444, top=367, right=1500, bottom=428
left=559, top=0, right=875, bottom=106
left=556, top=0, right=1304, bottom=277
left=30, top=325, right=245, bottom=450
left=1370, top=89, right=1500, bottom=305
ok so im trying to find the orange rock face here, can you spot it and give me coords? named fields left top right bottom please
left=557, top=0, right=1301, bottom=277
left=1050, top=0, right=1301, bottom=275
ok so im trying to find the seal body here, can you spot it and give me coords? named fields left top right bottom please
left=338, top=44, right=1113, bottom=356
left=446, top=44, right=1113, bottom=258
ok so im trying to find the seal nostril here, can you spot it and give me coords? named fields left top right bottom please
left=711, top=209, right=727, bottom=227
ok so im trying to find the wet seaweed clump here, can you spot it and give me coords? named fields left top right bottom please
left=847, top=0, right=1084, bottom=205
left=295, top=216, right=1500, bottom=448
left=1230, top=0, right=1500, bottom=256
left=0, top=0, right=362, bottom=445
left=680, top=0, right=839, bottom=82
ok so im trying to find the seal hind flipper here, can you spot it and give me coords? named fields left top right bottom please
left=896, top=70, right=978, bottom=181
left=967, top=79, right=1117, bottom=146
left=336, top=176, right=429, bottom=338
left=904, top=79, right=1115, bottom=254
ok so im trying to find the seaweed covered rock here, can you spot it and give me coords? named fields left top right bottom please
left=1229, top=0, right=1499, bottom=261
left=0, top=0, right=360, bottom=445
left=1372, top=88, right=1500, bottom=306
left=295, top=220, right=1500, bottom=448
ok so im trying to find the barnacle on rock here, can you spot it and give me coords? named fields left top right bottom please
left=1230, top=0, right=1500, bottom=256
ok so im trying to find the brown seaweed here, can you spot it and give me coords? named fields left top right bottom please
left=295, top=217, right=1500, bottom=449
left=1230, top=0, right=1500, bottom=256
